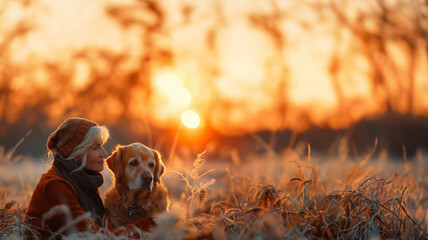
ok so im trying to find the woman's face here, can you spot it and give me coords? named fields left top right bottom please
left=85, top=140, right=108, bottom=172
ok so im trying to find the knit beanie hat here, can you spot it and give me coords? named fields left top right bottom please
left=47, top=118, right=97, bottom=158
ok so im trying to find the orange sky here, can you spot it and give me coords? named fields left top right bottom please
left=3, top=0, right=428, bottom=135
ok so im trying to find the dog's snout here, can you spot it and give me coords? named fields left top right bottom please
left=143, top=173, right=153, bottom=183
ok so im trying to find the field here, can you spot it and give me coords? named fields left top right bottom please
left=1, top=138, right=428, bottom=239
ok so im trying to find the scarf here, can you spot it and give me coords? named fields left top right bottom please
left=53, top=157, right=105, bottom=227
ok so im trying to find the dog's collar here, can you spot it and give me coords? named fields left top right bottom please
left=127, top=206, right=139, bottom=216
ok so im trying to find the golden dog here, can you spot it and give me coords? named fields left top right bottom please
left=103, top=143, right=169, bottom=228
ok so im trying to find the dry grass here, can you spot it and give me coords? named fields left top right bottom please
left=1, top=137, right=428, bottom=239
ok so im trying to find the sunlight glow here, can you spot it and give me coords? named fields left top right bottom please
left=153, top=70, right=192, bottom=111
left=181, top=110, right=200, bottom=129
left=72, top=60, right=91, bottom=90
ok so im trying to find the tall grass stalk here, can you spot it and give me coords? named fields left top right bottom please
left=0, top=130, right=31, bottom=164
left=168, top=125, right=182, bottom=164
left=175, top=151, right=216, bottom=223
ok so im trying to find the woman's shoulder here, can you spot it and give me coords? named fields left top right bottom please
left=26, top=166, right=80, bottom=216
left=38, top=166, right=76, bottom=192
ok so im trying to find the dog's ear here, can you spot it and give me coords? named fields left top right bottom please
left=106, top=145, right=124, bottom=180
left=153, top=149, right=165, bottom=183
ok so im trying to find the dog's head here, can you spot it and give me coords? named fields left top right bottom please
left=106, top=143, right=165, bottom=192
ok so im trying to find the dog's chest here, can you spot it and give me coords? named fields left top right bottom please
left=104, top=185, right=167, bottom=227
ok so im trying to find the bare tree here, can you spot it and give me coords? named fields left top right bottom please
left=248, top=0, right=290, bottom=132
left=327, top=0, right=428, bottom=116
left=0, top=0, right=35, bottom=127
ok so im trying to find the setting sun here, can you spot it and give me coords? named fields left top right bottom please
left=181, top=110, right=200, bottom=129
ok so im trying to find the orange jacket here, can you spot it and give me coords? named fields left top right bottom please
left=25, top=166, right=153, bottom=239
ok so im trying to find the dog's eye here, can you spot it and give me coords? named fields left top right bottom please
left=129, top=159, right=138, bottom=166
left=148, top=162, right=154, bottom=168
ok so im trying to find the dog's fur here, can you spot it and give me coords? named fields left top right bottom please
left=103, top=143, right=169, bottom=228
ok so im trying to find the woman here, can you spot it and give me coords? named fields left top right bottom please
left=25, top=117, right=153, bottom=239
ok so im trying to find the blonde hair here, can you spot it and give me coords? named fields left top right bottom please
left=50, top=126, right=110, bottom=172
